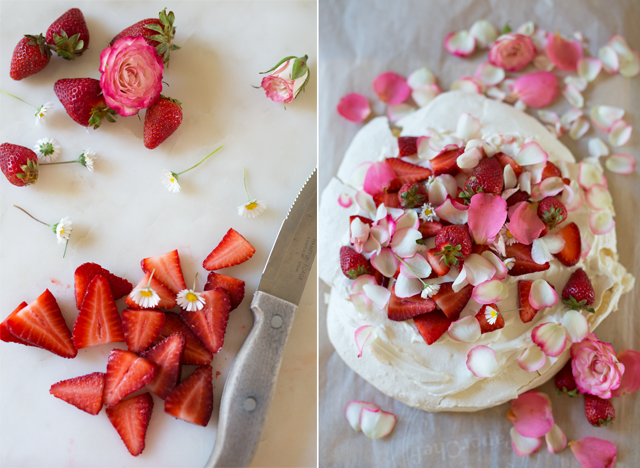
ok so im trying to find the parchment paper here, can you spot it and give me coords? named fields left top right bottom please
left=319, top=0, right=640, bottom=466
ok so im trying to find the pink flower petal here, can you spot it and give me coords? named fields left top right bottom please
left=469, top=20, right=499, bottom=49
left=588, top=138, right=610, bottom=159
left=561, top=310, right=589, bottom=343
left=390, top=227, right=422, bottom=258
left=457, top=147, right=483, bottom=169
left=581, top=234, right=592, bottom=259
left=387, top=103, right=417, bottom=122
left=546, top=32, right=583, bottom=71
left=578, top=162, right=607, bottom=190
left=482, top=251, right=509, bottom=280
left=337, top=93, right=372, bottom=122
left=407, top=67, right=436, bottom=89
left=435, top=197, right=469, bottom=225
left=509, top=390, right=554, bottom=438
left=511, top=71, right=559, bottom=108
left=394, top=274, right=423, bottom=298
left=400, top=253, right=432, bottom=279
left=466, top=345, right=498, bottom=378
left=473, top=279, right=505, bottom=304
left=510, top=202, right=546, bottom=245
left=540, top=177, right=565, bottom=197
left=475, top=62, right=506, bottom=86
left=563, top=84, right=584, bottom=109
left=565, top=75, right=587, bottom=92
left=608, top=120, right=632, bottom=147
left=538, top=110, right=560, bottom=125
left=578, top=57, right=602, bottom=82
left=338, top=193, right=353, bottom=208
left=518, top=345, right=547, bottom=372
left=585, top=185, right=613, bottom=211
left=464, top=253, right=497, bottom=286
left=529, top=279, right=558, bottom=309
left=360, top=408, right=397, bottom=439
left=467, top=193, right=508, bottom=245
left=351, top=162, right=372, bottom=189
left=605, top=153, right=635, bottom=174
left=444, top=31, right=476, bottom=57
left=428, top=179, right=449, bottom=207
left=373, top=72, right=411, bottom=104
left=559, top=182, right=575, bottom=208
left=569, top=118, right=589, bottom=140
left=351, top=275, right=377, bottom=294
left=448, top=316, right=481, bottom=343
left=395, top=209, right=419, bottom=231
left=412, top=84, right=442, bottom=107
left=349, top=293, right=371, bottom=314
left=510, top=427, right=542, bottom=457
left=370, top=248, right=397, bottom=278
left=354, top=326, right=375, bottom=358
left=608, top=35, right=640, bottom=78
left=568, top=437, right=617, bottom=468
left=589, top=211, right=615, bottom=235
left=532, top=322, right=567, bottom=357
left=515, top=142, right=549, bottom=166
left=363, top=162, right=397, bottom=195
left=355, top=190, right=376, bottom=215
left=362, top=284, right=391, bottom=310
left=589, top=105, right=625, bottom=132
left=611, top=349, right=640, bottom=397
left=545, top=424, right=567, bottom=454
left=451, top=77, right=483, bottom=94
left=456, top=113, right=483, bottom=141
left=598, top=46, right=620, bottom=74
left=345, top=400, right=379, bottom=430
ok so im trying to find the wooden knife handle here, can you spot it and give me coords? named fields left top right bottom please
left=205, top=291, right=298, bottom=468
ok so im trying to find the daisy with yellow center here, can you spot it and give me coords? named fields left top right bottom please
left=485, top=306, right=499, bottom=325
left=238, top=167, right=267, bottom=218
left=13, top=205, right=73, bottom=258
left=161, top=146, right=223, bottom=193
left=419, top=202, right=438, bottom=222
left=177, top=275, right=206, bottom=312
left=130, top=269, right=161, bottom=308
left=39, top=148, right=97, bottom=172
left=500, top=222, right=517, bottom=245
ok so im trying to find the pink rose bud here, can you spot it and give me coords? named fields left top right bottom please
left=571, top=333, right=625, bottom=399
left=511, top=71, right=559, bottom=108
left=260, top=55, right=310, bottom=104
left=488, top=33, right=536, bottom=72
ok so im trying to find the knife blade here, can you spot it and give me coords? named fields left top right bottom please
left=206, top=168, right=317, bottom=468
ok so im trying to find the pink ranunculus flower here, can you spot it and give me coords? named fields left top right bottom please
left=571, top=333, right=625, bottom=399
left=488, top=33, right=536, bottom=72
left=260, top=55, right=310, bottom=104
left=99, top=37, right=164, bottom=117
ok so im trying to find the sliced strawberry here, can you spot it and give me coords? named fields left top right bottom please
left=505, top=190, right=530, bottom=207
left=419, top=221, right=443, bottom=238
left=506, top=243, right=551, bottom=276
left=0, top=301, right=36, bottom=347
left=397, top=136, right=418, bottom=157
left=385, top=157, right=433, bottom=185
left=158, top=313, right=213, bottom=365
left=433, top=282, right=473, bottom=320
left=74, top=262, right=133, bottom=310
left=471, top=243, right=490, bottom=255
left=122, top=309, right=166, bottom=354
left=141, top=250, right=187, bottom=295
left=494, top=152, right=523, bottom=178
left=373, top=192, right=400, bottom=208
left=49, top=372, right=106, bottom=415
left=203, top=228, right=256, bottom=271
left=518, top=280, right=537, bottom=323
left=387, top=293, right=436, bottom=321
left=103, top=349, right=155, bottom=407
left=164, top=365, right=213, bottom=427
left=73, top=275, right=125, bottom=349
left=554, top=222, right=581, bottom=267
left=125, top=272, right=177, bottom=309
left=141, top=332, right=185, bottom=399
left=204, top=272, right=245, bottom=310
left=5, top=290, right=77, bottom=358
left=426, top=248, right=451, bottom=276
left=430, top=147, right=464, bottom=176
left=475, top=304, right=505, bottom=333
left=413, top=309, right=452, bottom=345
left=541, top=161, right=562, bottom=180
left=106, top=393, right=154, bottom=456
left=180, top=288, right=231, bottom=354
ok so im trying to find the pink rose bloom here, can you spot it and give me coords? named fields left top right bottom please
left=99, top=37, right=164, bottom=117
left=261, top=55, right=310, bottom=104
left=488, top=33, right=536, bottom=72
left=571, top=333, right=624, bottom=399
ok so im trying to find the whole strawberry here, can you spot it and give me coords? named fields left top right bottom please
left=54, top=78, right=116, bottom=129
left=538, top=196, right=567, bottom=230
left=0, top=143, right=39, bottom=187
left=110, top=8, right=180, bottom=64
left=10, top=34, right=51, bottom=80
left=144, top=96, right=183, bottom=149
left=46, top=8, right=89, bottom=60
left=340, top=246, right=374, bottom=280
left=397, top=182, right=426, bottom=209
left=584, top=394, right=615, bottom=426
left=562, top=268, right=595, bottom=313
left=554, top=360, right=579, bottom=396
left=460, top=157, right=503, bottom=202
left=435, top=225, right=472, bottom=267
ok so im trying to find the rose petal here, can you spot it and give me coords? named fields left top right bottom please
left=351, top=162, right=372, bottom=189
left=387, top=103, right=417, bottom=123
left=605, top=153, right=635, bottom=174
left=608, top=120, right=632, bottom=147
left=451, top=77, right=483, bottom=94
left=472, top=279, right=505, bottom=304
left=360, top=408, right=397, bottom=439
left=519, top=172, right=532, bottom=194
left=546, top=32, right=583, bottom=71
left=578, top=162, right=607, bottom=190
left=475, top=62, right=505, bottom=86
left=561, top=310, right=589, bottom=343
left=354, top=326, right=375, bottom=358
left=437, top=174, right=460, bottom=196
left=502, top=164, right=517, bottom=190
left=466, top=345, right=498, bottom=378
left=467, top=193, right=508, bottom=245
left=482, top=251, right=509, bottom=280
left=363, top=162, right=397, bottom=195
left=338, top=193, right=353, bottom=208
left=529, top=279, right=559, bottom=309
left=457, top=147, right=483, bottom=169
left=486, top=86, right=507, bottom=101
left=581, top=234, right=592, bottom=259
left=345, top=400, right=379, bottom=430
left=598, top=46, right=620, bottom=74
left=456, top=113, right=482, bottom=142
left=578, top=57, right=602, bottom=82
left=611, top=349, right=640, bottom=397
left=561, top=108, right=584, bottom=129
left=545, top=424, right=567, bottom=454
left=469, top=19, right=499, bottom=49
left=531, top=238, right=554, bottom=265
left=569, top=117, right=589, bottom=141
left=533, top=54, right=555, bottom=71
left=429, top=133, right=464, bottom=152
left=373, top=72, right=411, bottom=104
left=412, top=84, right=442, bottom=108
left=568, top=437, right=617, bottom=468
left=510, top=428, right=542, bottom=457
left=540, top=176, right=565, bottom=197
left=407, top=67, right=436, bottom=89
left=531, top=322, right=567, bottom=357
left=538, top=110, right=560, bottom=125
left=509, top=390, right=554, bottom=438
left=428, top=179, right=449, bottom=207
left=362, top=284, right=391, bottom=310
left=395, top=209, right=419, bottom=231
left=589, top=105, right=625, bottom=132
left=510, top=202, right=546, bottom=244
left=543, top=234, right=566, bottom=254
left=452, top=264, right=469, bottom=292
left=337, top=93, right=371, bottom=122
left=393, top=274, right=424, bottom=298
left=444, top=31, right=476, bottom=57
left=608, top=34, right=640, bottom=78
left=588, top=138, right=610, bottom=159
left=435, top=197, right=469, bottom=225
left=448, top=315, right=482, bottom=342
left=355, top=190, right=377, bottom=216
left=518, top=345, right=547, bottom=372
left=563, top=85, right=584, bottom=109
left=511, top=71, right=559, bottom=108
left=390, top=227, right=422, bottom=258
left=464, top=253, right=497, bottom=286
left=589, top=211, right=615, bottom=235
left=585, top=184, right=613, bottom=211
left=565, top=75, right=588, bottom=92
left=517, top=21, right=535, bottom=36
left=351, top=275, right=377, bottom=294
left=349, top=293, right=371, bottom=314
left=515, top=142, right=549, bottom=166
left=400, top=254, right=432, bottom=279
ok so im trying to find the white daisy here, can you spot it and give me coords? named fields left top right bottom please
left=79, top=148, right=96, bottom=172
left=35, top=102, right=54, bottom=126
left=499, top=222, right=517, bottom=245
left=419, top=202, right=439, bottom=222
left=421, top=283, right=441, bottom=299
left=130, top=285, right=160, bottom=308
left=503, top=257, right=516, bottom=270
left=33, top=137, right=61, bottom=163
left=425, top=175, right=435, bottom=187
left=176, top=288, right=206, bottom=311
left=161, top=170, right=181, bottom=193
left=484, top=305, right=499, bottom=325
left=238, top=199, right=267, bottom=219
left=54, top=216, right=72, bottom=245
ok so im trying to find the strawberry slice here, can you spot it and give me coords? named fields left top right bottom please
left=180, top=288, right=231, bottom=354
left=541, top=161, right=562, bottom=180
left=157, top=313, right=213, bottom=365
left=387, top=293, right=436, bottom=321
left=430, top=147, right=464, bottom=176
left=122, top=309, right=166, bottom=354
left=73, top=275, right=125, bottom=349
left=506, top=243, right=551, bottom=276
left=426, top=248, right=451, bottom=276
left=203, top=228, right=256, bottom=271
left=475, top=304, right=505, bottom=333
left=413, top=309, right=452, bottom=345
left=419, top=221, right=443, bottom=238
left=49, top=372, right=106, bottom=415
left=385, top=158, right=433, bottom=185
left=204, top=272, right=245, bottom=310
left=164, top=365, right=213, bottom=427
left=103, top=349, right=155, bottom=407
left=494, top=152, right=523, bottom=178
left=141, top=250, right=187, bottom=295
left=106, top=393, right=154, bottom=457
left=397, top=136, right=418, bottom=157
left=505, top=190, right=530, bottom=207
left=74, top=262, right=133, bottom=310
left=0, top=301, right=37, bottom=347
left=125, top=272, right=177, bottom=309
left=518, top=280, right=537, bottom=323
left=5, top=289, right=77, bottom=358
left=554, top=222, right=581, bottom=267
left=141, top=332, right=185, bottom=399
left=373, top=192, right=400, bottom=208
left=433, top=282, right=473, bottom=320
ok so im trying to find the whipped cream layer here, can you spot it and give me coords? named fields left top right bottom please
left=320, top=91, right=634, bottom=412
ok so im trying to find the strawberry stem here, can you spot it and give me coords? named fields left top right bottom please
left=176, top=146, right=223, bottom=176
left=13, top=205, right=50, bottom=227
left=0, top=89, right=37, bottom=109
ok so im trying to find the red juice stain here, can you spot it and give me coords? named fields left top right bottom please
left=215, top=371, right=221, bottom=378
left=50, top=278, right=63, bottom=286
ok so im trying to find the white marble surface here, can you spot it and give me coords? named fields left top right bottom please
left=0, top=1, right=317, bottom=467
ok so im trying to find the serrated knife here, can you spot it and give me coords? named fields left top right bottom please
left=206, top=168, right=317, bottom=468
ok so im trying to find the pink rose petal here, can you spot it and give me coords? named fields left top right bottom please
left=509, top=390, right=554, bottom=438
left=510, top=202, right=546, bottom=245
left=532, top=322, right=567, bottom=357
left=351, top=275, right=377, bottom=294
left=481, top=251, right=509, bottom=280
left=578, top=57, right=602, bottom=82
left=456, top=113, right=483, bottom=142
left=569, top=118, right=589, bottom=140
left=355, top=190, right=376, bottom=215
left=563, top=84, right=584, bottom=109
left=469, top=20, right=499, bottom=49
left=451, top=77, right=483, bottom=94
left=373, top=72, right=411, bottom=104
left=444, top=31, right=476, bottom=57
left=540, top=177, right=565, bottom=197
left=345, top=400, right=379, bottom=430
left=448, top=316, right=482, bottom=343
left=360, top=408, right=397, bottom=439
left=467, top=193, right=508, bottom=245
left=559, top=182, right=575, bottom=208
left=585, top=184, right=613, bottom=211
left=588, top=138, right=609, bottom=159
left=435, top=197, right=469, bottom=225
left=538, top=110, right=560, bottom=125
left=546, top=32, right=583, bottom=71
left=515, top=142, right=549, bottom=166
left=598, top=46, right=620, bottom=74
left=568, top=437, right=617, bottom=468
left=395, top=209, right=419, bottom=231
left=475, top=62, right=506, bottom=86
left=457, top=147, right=483, bottom=169
left=464, top=253, right=497, bottom=286
left=608, top=34, right=640, bottom=78
left=370, top=248, right=398, bottom=278
left=605, top=153, right=635, bottom=174
left=407, top=67, right=436, bottom=89
left=511, top=71, right=559, bottom=108
left=338, top=193, right=353, bottom=208
left=337, top=93, right=372, bottom=122
left=399, top=253, right=432, bottom=278
left=394, top=274, right=423, bottom=298
left=608, top=119, right=632, bottom=147
left=589, top=105, right=625, bottom=132
left=466, top=345, right=498, bottom=378
left=533, top=54, right=555, bottom=71
left=390, top=227, right=422, bottom=258
left=518, top=345, right=547, bottom=372
left=351, top=162, right=373, bottom=189
left=363, top=162, right=397, bottom=195
left=510, top=427, right=542, bottom=457
left=589, top=211, right=615, bottom=235
left=412, top=84, right=442, bottom=107
left=362, top=284, right=391, bottom=310
left=578, top=162, right=607, bottom=190
left=611, top=350, right=640, bottom=397
left=545, top=424, right=567, bottom=454
left=529, top=279, right=558, bottom=309
left=561, top=310, right=589, bottom=343
left=354, top=326, right=375, bottom=358
left=472, top=279, right=506, bottom=304
left=349, top=293, right=370, bottom=314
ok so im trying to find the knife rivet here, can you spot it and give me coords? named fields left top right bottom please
left=244, top=397, right=257, bottom=412
left=270, top=314, right=283, bottom=329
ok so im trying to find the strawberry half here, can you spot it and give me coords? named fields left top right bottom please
left=106, top=393, right=154, bottom=456
left=74, top=262, right=133, bottom=310
left=494, top=152, right=523, bottom=178
left=157, top=313, right=213, bottom=365
left=419, top=221, right=443, bottom=239
left=554, top=222, right=581, bottom=267
left=562, top=268, right=596, bottom=313
left=72, top=275, right=124, bottom=350
left=430, top=147, right=464, bottom=176
left=387, top=293, right=436, bottom=321
left=5, top=289, right=77, bottom=358
left=518, top=280, right=537, bottom=323
left=397, top=136, right=418, bottom=157
left=141, top=249, right=187, bottom=295
left=413, top=309, right=452, bottom=345
left=426, top=247, right=451, bottom=276
left=49, top=372, right=106, bottom=415
left=0, top=143, right=39, bottom=187
left=103, top=349, right=156, bottom=407
left=385, top=157, right=433, bottom=185
left=45, top=8, right=90, bottom=60
left=506, top=243, right=550, bottom=276
left=203, top=228, right=256, bottom=271
left=433, top=282, right=473, bottom=320
left=475, top=304, right=505, bottom=333
left=204, top=272, right=245, bottom=310
left=144, top=96, right=183, bottom=149
left=373, top=192, right=400, bottom=208
left=164, top=365, right=213, bottom=427
left=125, top=272, right=177, bottom=309
left=122, top=309, right=166, bottom=354
left=54, top=78, right=116, bottom=129
left=505, top=190, right=530, bottom=207
left=0, top=301, right=36, bottom=347
left=180, top=288, right=231, bottom=354
left=141, top=332, right=185, bottom=399
left=541, top=161, right=562, bottom=180
left=554, top=360, right=579, bottom=396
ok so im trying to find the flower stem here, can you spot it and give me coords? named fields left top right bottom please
left=192, top=272, right=199, bottom=291
left=14, top=205, right=50, bottom=227
left=63, top=240, right=69, bottom=258
left=177, top=146, right=223, bottom=176
left=147, top=269, right=156, bottom=288
left=393, top=254, right=427, bottom=286
left=0, top=89, right=36, bottom=109
left=40, top=160, right=79, bottom=166
left=243, top=167, right=252, bottom=202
